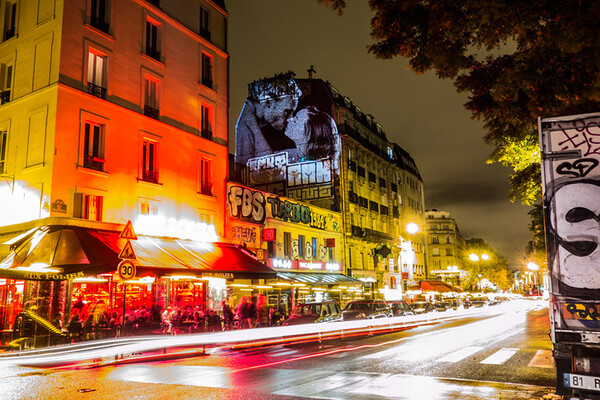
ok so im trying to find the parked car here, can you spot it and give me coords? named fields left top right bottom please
left=410, top=301, right=435, bottom=314
left=342, top=300, right=393, bottom=320
left=283, top=300, right=342, bottom=326
left=469, top=296, right=489, bottom=307
left=446, top=298, right=460, bottom=310
left=387, top=300, right=416, bottom=317
left=433, top=301, right=448, bottom=312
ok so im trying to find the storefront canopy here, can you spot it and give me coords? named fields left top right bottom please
left=419, top=280, right=461, bottom=293
left=0, top=225, right=276, bottom=280
left=276, top=271, right=364, bottom=285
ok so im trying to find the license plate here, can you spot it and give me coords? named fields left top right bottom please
left=564, top=373, right=600, bottom=392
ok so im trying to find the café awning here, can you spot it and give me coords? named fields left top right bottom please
left=419, top=280, right=461, bottom=293
left=276, top=271, right=364, bottom=285
left=0, top=225, right=275, bottom=280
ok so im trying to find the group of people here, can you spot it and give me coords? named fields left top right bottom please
left=160, top=305, right=223, bottom=334
left=234, top=294, right=285, bottom=329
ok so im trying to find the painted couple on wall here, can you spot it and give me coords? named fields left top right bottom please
left=235, top=76, right=341, bottom=171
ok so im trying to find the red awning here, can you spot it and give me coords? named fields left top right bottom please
left=420, top=280, right=460, bottom=293
left=0, top=225, right=275, bottom=280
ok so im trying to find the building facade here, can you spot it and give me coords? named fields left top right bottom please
left=233, top=72, right=427, bottom=300
left=0, top=0, right=252, bottom=346
left=425, top=209, right=467, bottom=286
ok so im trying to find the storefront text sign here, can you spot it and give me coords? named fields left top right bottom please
left=227, top=185, right=340, bottom=232
left=267, top=258, right=342, bottom=272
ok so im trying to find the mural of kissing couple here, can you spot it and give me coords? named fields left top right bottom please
left=234, top=73, right=341, bottom=170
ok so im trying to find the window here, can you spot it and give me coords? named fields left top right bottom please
left=431, top=236, right=439, bottom=244
left=0, top=62, right=12, bottom=104
left=298, top=235, right=305, bottom=258
left=199, top=158, right=212, bottom=195
left=432, top=248, right=440, bottom=256
left=141, top=139, right=158, bottom=183
left=199, top=6, right=210, bottom=40
left=445, top=236, right=452, bottom=244
left=144, top=76, right=159, bottom=118
left=433, top=260, right=441, bottom=268
left=201, top=104, right=212, bottom=139
left=267, top=241, right=275, bottom=258
left=198, top=210, right=214, bottom=226
left=145, top=19, right=160, bottom=61
left=0, top=130, right=7, bottom=174
left=74, top=193, right=103, bottom=221
left=284, top=232, right=291, bottom=258
left=139, top=198, right=158, bottom=216
left=83, top=122, right=105, bottom=171
left=201, top=53, right=213, bottom=88
left=3, top=1, right=16, bottom=41
left=87, top=51, right=106, bottom=98
left=311, top=237, right=317, bottom=259
left=90, top=0, right=109, bottom=33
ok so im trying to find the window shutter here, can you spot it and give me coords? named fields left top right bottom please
left=73, top=192, right=84, bottom=218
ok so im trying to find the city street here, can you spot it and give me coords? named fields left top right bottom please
left=0, top=299, right=558, bottom=400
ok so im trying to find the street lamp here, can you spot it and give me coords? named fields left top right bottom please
left=526, top=262, right=540, bottom=293
left=406, top=222, right=419, bottom=234
left=469, top=252, right=489, bottom=292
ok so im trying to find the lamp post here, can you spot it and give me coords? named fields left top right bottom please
left=526, top=262, right=540, bottom=294
left=469, top=252, right=489, bottom=292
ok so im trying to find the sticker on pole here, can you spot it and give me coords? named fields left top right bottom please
left=118, top=260, right=136, bottom=280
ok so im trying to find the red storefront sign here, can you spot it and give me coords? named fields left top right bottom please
left=263, top=228, right=276, bottom=242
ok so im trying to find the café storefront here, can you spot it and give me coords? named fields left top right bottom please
left=0, top=219, right=276, bottom=348
left=225, top=183, right=365, bottom=313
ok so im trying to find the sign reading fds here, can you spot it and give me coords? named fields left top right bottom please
left=228, top=185, right=336, bottom=231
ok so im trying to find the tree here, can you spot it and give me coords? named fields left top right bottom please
left=464, top=239, right=512, bottom=291
left=318, top=0, right=600, bottom=205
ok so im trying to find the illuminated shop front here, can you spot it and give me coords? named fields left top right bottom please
left=225, top=182, right=364, bottom=311
left=0, top=219, right=275, bottom=348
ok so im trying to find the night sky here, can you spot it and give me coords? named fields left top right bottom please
left=227, top=1, right=532, bottom=268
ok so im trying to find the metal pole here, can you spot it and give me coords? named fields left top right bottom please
left=121, top=283, right=127, bottom=335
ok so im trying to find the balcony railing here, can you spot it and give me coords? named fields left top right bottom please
left=83, top=154, right=105, bottom=171
left=200, top=183, right=213, bottom=196
left=358, top=196, right=368, bottom=208
left=4, top=27, right=15, bottom=41
left=363, top=227, right=394, bottom=242
left=142, top=169, right=159, bottom=183
left=87, top=82, right=106, bottom=99
left=348, top=191, right=358, bottom=204
left=201, top=76, right=213, bottom=89
left=0, top=90, right=10, bottom=105
left=144, top=105, right=159, bottom=119
left=199, top=27, right=211, bottom=41
left=90, top=17, right=110, bottom=34
left=348, top=159, right=357, bottom=172
left=145, top=47, right=161, bottom=61
left=201, top=129, right=212, bottom=140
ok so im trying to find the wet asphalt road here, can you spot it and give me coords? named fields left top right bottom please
left=0, top=299, right=559, bottom=400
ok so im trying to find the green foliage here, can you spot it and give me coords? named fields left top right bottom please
left=464, top=239, right=512, bottom=291
left=318, top=0, right=600, bottom=205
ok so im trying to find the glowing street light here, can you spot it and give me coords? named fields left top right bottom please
left=469, top=252, right=489, bottom=291
left=406, top=222, right=419, bottom=234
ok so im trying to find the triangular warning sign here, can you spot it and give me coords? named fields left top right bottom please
left=120, top=220, right=137, bottom=240
left=119, top=240, right=136, bottom=259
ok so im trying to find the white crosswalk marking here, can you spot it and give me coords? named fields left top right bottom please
left=480, top=348, right=519, bottom=364
left=528, top=349, right=554, bottom=368
left=437, top=346, right=483, bottom=362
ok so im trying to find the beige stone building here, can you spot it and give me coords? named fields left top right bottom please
left=425, top=209, right=467, bottom=286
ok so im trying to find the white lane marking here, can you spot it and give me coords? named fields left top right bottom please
left=480, top=348, right=519, bottom=365
left=528, top=349, right=554, bottom=368
left=267, top=349, right=300, bottom=357
left=437, top=346, right=484, bottom=363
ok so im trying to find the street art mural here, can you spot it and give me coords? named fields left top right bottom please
left=235, top=72, right=340, bottom=201
left=540, top=113, right=600, bottom=330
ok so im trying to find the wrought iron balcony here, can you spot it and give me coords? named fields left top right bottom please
left=201, top=76, right=213, bottom=89
left=83, top=154, right=105, bottom=171
left=201, top=129, right=212, bottom=140
left=145, top=47, right=161, bottom=61
left=90, top=17, right=110, bottom=34
left=87, top=82, right=106, bottom=99
left=200, top=183, right=213, bottom=196
left=4, top=27, right=15, bottom=41
left=142, top=169, right=159, bottom=183
left=0, top=90, right=10, bottom=105
left=144, top=105, right=159, bottom=119
left=200, top=27, right=211, bottom=41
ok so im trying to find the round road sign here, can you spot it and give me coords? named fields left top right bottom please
left=118, top=260, right=136, bottom=280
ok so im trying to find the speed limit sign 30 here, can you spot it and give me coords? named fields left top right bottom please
left=118, top=260, right=137, bottom=280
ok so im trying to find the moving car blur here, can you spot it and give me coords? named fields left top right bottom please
left=341, top=300, right=393, bottom=320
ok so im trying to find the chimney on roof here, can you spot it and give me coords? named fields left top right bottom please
left=307, top=65, right=317, bottom=79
